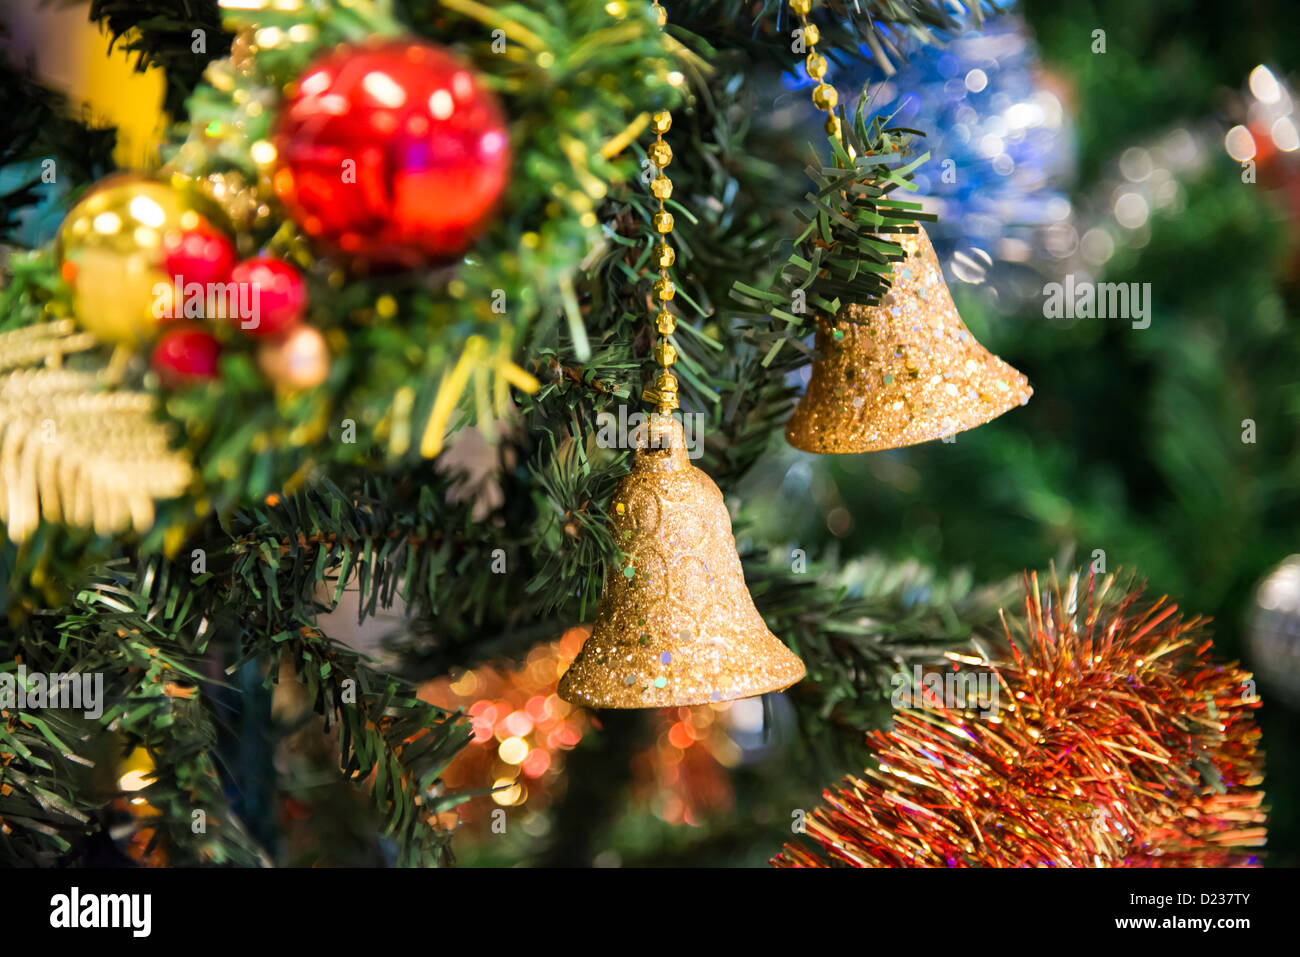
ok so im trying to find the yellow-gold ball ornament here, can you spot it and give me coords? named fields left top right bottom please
left=57, top=174, right=204, bottom=345
left=256, top=325, right=331, bottom=390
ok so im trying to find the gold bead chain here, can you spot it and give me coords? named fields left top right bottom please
left=642, top=0, right=679, bottom=414
left=787, top=0, right=842, bottom=141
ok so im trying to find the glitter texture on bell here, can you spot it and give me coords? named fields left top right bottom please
left=558, top=416, right=805, bottom=708
left=785, top=227, right=1032, bottom=454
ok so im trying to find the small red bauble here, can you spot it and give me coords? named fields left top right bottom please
left=162, top=223, right=237, bottom=290
left=152, top=327, right=221, bottom=387
left=273, top=40, right=510, bottom=267
left=229, top=256, right=307, bottom=337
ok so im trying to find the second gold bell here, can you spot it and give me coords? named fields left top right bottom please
left=785, top=226, right=1032, bottom=454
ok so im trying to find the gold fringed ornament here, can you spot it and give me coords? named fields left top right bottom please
left=558, top=416, right=805, bottom=708
left=785, top=227, right=1032, bottom=453
left=0, top=321, right=193, bottom=542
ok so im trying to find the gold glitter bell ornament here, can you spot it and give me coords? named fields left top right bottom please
left=559, top=416, right=805, bottom=708
left=785, top=227, right=1032, bottom=453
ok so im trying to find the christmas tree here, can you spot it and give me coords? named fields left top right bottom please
left=0, top=0, right=1285, bottom=870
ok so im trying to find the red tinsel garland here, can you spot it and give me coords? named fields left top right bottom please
left=774, top=570, right=1266, bottom=868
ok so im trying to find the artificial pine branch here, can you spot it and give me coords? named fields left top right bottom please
left=747, top=552, right=1016, bottom=773
left=730, top=106, right=935, bottom=337
left=257, top=622, right=471, bottom=866
left=2, top=559, right=268, bottom=866
left=668, top=0, right=973, bottom=73
left=2, top=546, right=471, bottom=866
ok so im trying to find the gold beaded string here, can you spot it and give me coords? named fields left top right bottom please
left=788, top=0, right=842, bottom=142
left=642, top=0, right=679, bottom=415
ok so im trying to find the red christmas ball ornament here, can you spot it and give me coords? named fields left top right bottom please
left=162, top=223, right=237, bottom=290
left=229, top=256, right=307, bottom=338
left=273, top=40, right=510, bottom=267
left=152, top=327, right=221, bottom=387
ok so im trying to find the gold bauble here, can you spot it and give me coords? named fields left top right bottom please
left=257, top=325, right=330, bottom=390
left=558, top=416, right=805, bottom=708
left=785, top=227, right=1032, bottom=453
left=58, top=174, right=203, bottom=345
